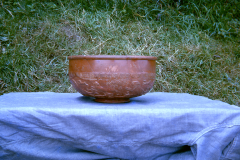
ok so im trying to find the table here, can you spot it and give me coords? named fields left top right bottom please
left=0, top=92, right=240, bottom=160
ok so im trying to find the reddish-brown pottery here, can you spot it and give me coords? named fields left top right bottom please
left=68, top=55, right=157, bottom=103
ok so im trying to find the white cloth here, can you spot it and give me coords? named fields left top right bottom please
left=0, top=92, right=240, bottom=160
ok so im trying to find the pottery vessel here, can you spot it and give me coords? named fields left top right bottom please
left=68, top=55, right=157, bottom=103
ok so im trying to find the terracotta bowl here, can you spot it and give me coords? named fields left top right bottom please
left=68, top=55, right=157, bottom=103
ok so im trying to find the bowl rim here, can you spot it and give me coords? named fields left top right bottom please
left=68, top=55, right=157, bottom=60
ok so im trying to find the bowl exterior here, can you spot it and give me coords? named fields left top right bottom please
left=68, top=57, right=156, bottom=100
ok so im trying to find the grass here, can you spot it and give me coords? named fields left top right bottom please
left=0, top=0, right=239, bottom=106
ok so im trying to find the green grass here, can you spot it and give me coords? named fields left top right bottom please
left=0, top=0, right=239, bottom=106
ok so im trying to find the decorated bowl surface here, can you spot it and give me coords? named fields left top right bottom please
left=68, top=55, right=157, bottom=103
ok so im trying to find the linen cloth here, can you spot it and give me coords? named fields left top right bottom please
left=0, top=92, right=240, bottom=160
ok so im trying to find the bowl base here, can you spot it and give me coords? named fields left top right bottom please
left=94, top=98, right=130, bottom=103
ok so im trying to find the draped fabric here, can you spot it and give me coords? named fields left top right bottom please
left=0, top=92, right=240, bottom=160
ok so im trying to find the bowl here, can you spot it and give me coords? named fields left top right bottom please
left=68, top=55, right=157, bottom=103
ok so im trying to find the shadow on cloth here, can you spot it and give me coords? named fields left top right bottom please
left=77, top=96, right=151, bottom=105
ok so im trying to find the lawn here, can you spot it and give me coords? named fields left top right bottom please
left=0, top=0, right=239, bottom=105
